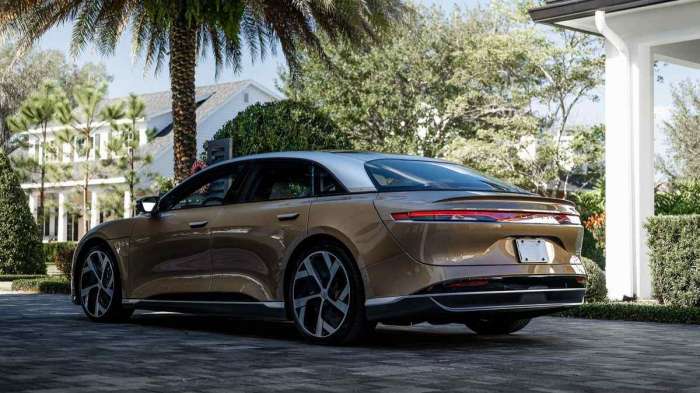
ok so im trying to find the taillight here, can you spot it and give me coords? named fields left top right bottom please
left=390, top=210, right=581, bottom=225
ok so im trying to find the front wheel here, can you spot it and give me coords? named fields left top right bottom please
left=288, top=243, right=372, bottom=345
left=465, top=317, right=531, bottom=335
left=78, top=246, right=133, bottom=322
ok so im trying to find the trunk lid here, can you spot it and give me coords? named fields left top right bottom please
left=374, top=191, right=583, bottom=266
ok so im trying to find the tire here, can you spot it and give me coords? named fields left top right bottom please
left=287, top=242, right=372, bottom=345
left=78, top=245, right=133, bottom=322
left=465, top=317, right=531, bottom=335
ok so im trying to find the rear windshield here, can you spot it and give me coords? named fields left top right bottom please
left=365, top=159, right=526, bottom=193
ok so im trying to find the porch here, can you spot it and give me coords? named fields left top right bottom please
left=530, top=0, right=700, bottom=299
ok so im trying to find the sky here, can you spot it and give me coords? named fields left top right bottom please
left=33, top=0, right=700, bottom=161
left=35, top=0, right=482, bottom=98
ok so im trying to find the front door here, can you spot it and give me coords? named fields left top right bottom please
left=128, top=164, right=243, bottom=299
left=209, top=159, right=313, bottom=301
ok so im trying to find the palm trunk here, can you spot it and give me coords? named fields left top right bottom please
left=170, top=15, right=198, bottom=183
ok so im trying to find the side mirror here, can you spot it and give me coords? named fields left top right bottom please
left=135, top=196, right=159, bottom=216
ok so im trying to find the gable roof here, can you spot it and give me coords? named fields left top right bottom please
left=529, top=0, right=677, bottom=30
left=104, top=80, right=250, bottom=122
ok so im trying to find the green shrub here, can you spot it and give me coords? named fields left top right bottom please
left=582, top=257, right=607, bottom=303
left=645, top=215, right=700, bottom=307
left=11, top=276, right=70, bottom=294
left=43, top=242, right=76, bottom=277
left=655, top=181, right=700, bottom=215
left=558, top=302, right=700, bottom=324
left=0, top=274, right=45, bottom=282
left=0, top=151, right=44, bottom=275
left=212, top=100, right=352, bottom=157
left=571, top=186, right=605, bottom=269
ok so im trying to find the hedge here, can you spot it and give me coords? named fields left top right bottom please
left=11, top=276, right=70, bottom=294
left=43, top=242, right=77, bottom=277
left=0, top=274, right=45, bottom=282
left=558, top=302, right=700, bottom=324
left=582, top=257, right=607, bottom=303
left=645, top=215, right=700, bottom=307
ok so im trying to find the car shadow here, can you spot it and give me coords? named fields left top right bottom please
left=126, top=311, right=553, bottom=350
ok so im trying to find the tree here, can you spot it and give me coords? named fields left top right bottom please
left=0, top=151, right=44, bottom=275
left=1, top=1, right=409, bottom=183
left=55, top=82, right=115, bottom=233
left=0, top=43, right=110, bottom=154
left=6, top=82, right=65, bottom=236
left=212, top=100, right=351, bottom=157
left=659, top=80, right=700, bottom=182
left=285, top=7, right=542, bottom=157
left=102, top=94, right=154, bottom=216
left=285, top=3, right=604, bottom=195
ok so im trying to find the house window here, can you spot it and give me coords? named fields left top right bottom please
left=91, top=133, right=101, bottom=159
left=42, top=206, right=58, bottom=241
left=43, top=210, right=50, bottom=238
left=74, top=136, right=86, bottom=160
left=66, top=213, right=80, bottom=242
left=31, top=144, right=40, bottom=162
left=46, top=140, right=58, bottom=162
left=244, top=92, right=249, bottom=103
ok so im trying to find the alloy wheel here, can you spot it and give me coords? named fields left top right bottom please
left=292, top=251, right=351, bottom=338
left=80, top=250, right=115, bottom=318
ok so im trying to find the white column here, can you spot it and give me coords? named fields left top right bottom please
left=603, top=39, right=635, bottom=300
left=28, top=192, right=37, bottom=220
left=57, top=192, right=67, bottom=242
left=603, top=39, right=655, bottom=300
left=123, top=190, right=132, bottom=219
left=90, top=190, right=100, bottom=228
left=631, top=44, right=654, bottom=299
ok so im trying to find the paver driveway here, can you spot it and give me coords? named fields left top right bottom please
left=0, top=293, right=698, bottom=393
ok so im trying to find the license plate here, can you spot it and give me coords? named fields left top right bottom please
left=515, top=238, right=552, bottom=263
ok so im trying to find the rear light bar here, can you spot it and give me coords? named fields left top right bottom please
left=390, top=210, right=581, bottom=225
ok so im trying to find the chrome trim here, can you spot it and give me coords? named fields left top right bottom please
left=123, top=299, right=284, bottom=309
left=365, top=288, right=586, bottom=306
left=430, top=299, right=583, bottom=313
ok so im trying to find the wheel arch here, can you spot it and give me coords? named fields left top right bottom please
left=71, top=236, right=126, bottom=305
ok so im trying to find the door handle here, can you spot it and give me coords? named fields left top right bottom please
left=277, top=213, right=300, bottom=221
left=189, top=220, right=208, bottom=228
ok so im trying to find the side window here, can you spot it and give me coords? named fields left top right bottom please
left=316, top=166, right=345, bottom=196
left=168, top=164, right=244, bottom=210
left=246, top=160, right=313, bottom=202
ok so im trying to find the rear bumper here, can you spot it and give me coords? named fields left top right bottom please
left=365, top=287, right=585, bottom=322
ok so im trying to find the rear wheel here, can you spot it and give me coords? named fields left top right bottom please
left=78, top=246, right=133, bottom=322
left=465, top=317, right=531, bottom=335
left=288, top=243, right=372, bottom=345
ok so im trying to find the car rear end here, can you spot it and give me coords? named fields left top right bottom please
left=361, top=158, right=586, bottom=323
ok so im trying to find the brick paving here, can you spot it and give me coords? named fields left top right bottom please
left=0, top=293, right=698, bottom=393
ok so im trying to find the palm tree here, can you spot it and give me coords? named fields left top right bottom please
left=1, top=1, right=408, bottom=182
left=7, top=81, right=64, bottom=237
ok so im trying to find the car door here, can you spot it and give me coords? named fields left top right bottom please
left=209, top=159, right=313, bottom=302
left=127, top=164, right=243, bottom=300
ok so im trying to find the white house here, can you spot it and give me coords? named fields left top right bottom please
left=530, top=0, right=700, bottom=300
left=18, top=80, right=280, bottom=242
